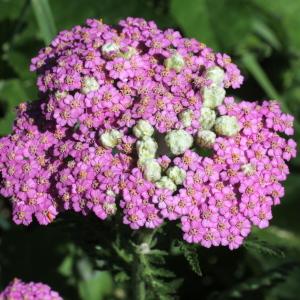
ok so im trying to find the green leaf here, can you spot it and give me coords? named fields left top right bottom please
left=0, top=79, right=28, bottom=135
left=5, top=50, right=33, bottom=79
left=0, top=0, right=27, bottom=21
left=214, top=262, right=298, bottom=299
left=171, top=0, right=263, bottom=52
left=112, top=241, right=133, bottom=263
left=244, top=237, right=285, bottom=258
left=170, top=0, right=219, bottom=49
left=253, top=0, right=300, bottom=50
left=149, top=249, right=169, bottom=256
left=241, top=51, right=281, bottom=100
left=147, top=268, right=175, bottom=278
left=78, top=271, right=113, bottom=300
left=31, top=0, right=56, bottom=45
left=252, top=19, right=281, bottom=51
left=114, top=271, right=130, bottom=282
left=58, top=254, right=74, bottom=277
left=178, top=241, right=202, bottom=276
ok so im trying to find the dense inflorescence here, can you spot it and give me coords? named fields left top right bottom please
left=0, top=18, right=296, bottom=249
left=0, top=278, right=62, bottom=300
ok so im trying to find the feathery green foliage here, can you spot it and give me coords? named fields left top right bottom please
left=177, top=240, right=202, bottom=276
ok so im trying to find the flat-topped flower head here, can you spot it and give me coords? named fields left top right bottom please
left=0, top=17, right=296, bottom=250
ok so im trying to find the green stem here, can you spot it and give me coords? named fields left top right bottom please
left=132, top=230, right=157, bottom=300
left=132, top=254, right=146, bottom=300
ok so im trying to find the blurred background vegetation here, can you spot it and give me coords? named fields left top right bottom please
left=0, top=0, right=300, bottom=299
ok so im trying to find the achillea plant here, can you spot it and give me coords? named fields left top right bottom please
left=0, top=17, right=297, bottom=299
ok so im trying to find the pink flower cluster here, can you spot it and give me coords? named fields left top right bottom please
left=0, top=17, right=296, bottom=249
left=0, top=278, right=62, bottom=300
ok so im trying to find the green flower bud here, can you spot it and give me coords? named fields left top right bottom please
left=164, top=52, right=185, bottom=73
left=120, top=46, right=137, bottom=59
left=136, top=137, right=158, bottom=159
left=205, top=66, right=225, bottom=86
left=54, top=91, right=68, bottom=101
left=133, top=120, right=154, bottom=139
left=166, top=166, right=186, bottom=185
left=241, top=163, right=256, bottom=176
left=214, top=116, right=240, bottom=136
left=179, top=109, right=193, bottom=128
left=141, top=159, right=161, bottom=182
left=155, top=176, right=177, bottom=192
left=103, top=202, right=117, bottom=215
left=201, top=85, right=225, bottom=108
left=81, top=76, right=99, bottom=94
left=165, top=129, right=193, bottom=155
left=100, top=129, right=123, bottom=148
left=101, top=42, right=120, bottom=55
left=196, top=130, right=216, bottom=148
left=199, top=107, right=216, bottom=130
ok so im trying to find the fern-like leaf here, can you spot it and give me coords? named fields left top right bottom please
left=211, top=262, right=298, bottom=299
left=147, top=267, right=175, bottom=278
left=244, top=237, right=285, bottom=258
left=178, top=240, right=202, bottom=276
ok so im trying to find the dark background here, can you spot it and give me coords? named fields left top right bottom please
left=0, top=0, right=300, bottom=299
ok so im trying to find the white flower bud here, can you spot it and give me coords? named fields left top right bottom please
left=141, top=159, right=161, bottom=182
left=81, top=76, right=99, bottom=94
left=166, top=166, right=186, bottom=185
left=241, top=163, right=256, bottom=176
left=133, top=120, right=154, bottom=139
left=165, top=129, right=193, bottom=155
left=179, top=109, right=193, bottom=128
left=196, top=130, right=216, bottom=148
left=136, top=137, right=158, bottom=159
left=164, top=52, right=185, bottom=73
left=205, top=66, right=225, bottom=86
left=54, top=91, right=67, bottom=101
left=214, top=116, right=240, bottom=137
left=201, top=84, right=226, bottom=108
left=100, top=129, right=123, bottom=148
left=101, top=42, right=120, bottom=55
left=106, top=189, right=116, bottom=197
left=137, top=157, right=148, bottom=168
left=199, top=107, right=216, bottom=130
left=120, top=46, right=137, bottom=59
left=155, top=176, right=177, bottom=192
left=103, top=202, right=117, bottom=215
